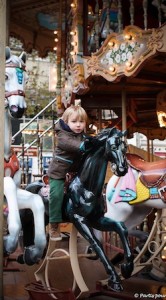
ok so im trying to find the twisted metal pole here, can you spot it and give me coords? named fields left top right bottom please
left=0, top=1, right=6, bottom=299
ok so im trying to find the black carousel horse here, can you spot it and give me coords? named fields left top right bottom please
left=23, top=127, right=133, bottom=291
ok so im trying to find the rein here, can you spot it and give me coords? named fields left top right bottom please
left=5, top=90, right=25, bottom=98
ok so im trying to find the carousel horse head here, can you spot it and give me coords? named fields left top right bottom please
left=104, top=127, right=128, bottom=176
left=5, top=47, right=28, bottom=118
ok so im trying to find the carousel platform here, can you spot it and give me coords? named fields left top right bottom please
left=3, top=264, right=166, bottom=300
left=3, top=237, right=166, bottom=300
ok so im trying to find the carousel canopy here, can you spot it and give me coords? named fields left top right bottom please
left=8, top=0, right=166, bottom=139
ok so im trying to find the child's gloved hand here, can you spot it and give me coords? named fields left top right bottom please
left=80, top=137, right=93, bottom=152
left=80, top=136, right=101, bottom=152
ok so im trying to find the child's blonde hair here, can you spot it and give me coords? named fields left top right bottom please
left=62, top=105, right=88, bottom=123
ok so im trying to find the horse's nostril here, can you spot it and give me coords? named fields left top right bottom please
left=11, top=105, right=18, bottom=112
left=10, top=106, right=24, bottom=118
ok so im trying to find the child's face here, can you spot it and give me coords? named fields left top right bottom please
left=67, top=112, right=86, bottom=134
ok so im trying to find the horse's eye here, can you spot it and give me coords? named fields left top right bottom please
left=111, top=144, right=117, bottom=150
left=5, top=74, right=8, bottom=80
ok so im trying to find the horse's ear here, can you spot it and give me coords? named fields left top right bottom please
left=5, top=47, right=11, bottom=60
left=122, top=130, right=127, bottom=137
left=19, top=51, right=26, bottom=64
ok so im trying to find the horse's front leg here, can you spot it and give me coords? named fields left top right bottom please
left=4, top=177, right=22, bottom=253
left=17, top=188, right=47, bottom=265
left=96, top=216, right=134, bottom=279
left=71, top=213, right=123, bottom=292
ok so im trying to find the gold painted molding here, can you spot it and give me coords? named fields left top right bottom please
left=83, top=24, right=166, bottom=82
left=68, top=24, right=166, bottom=97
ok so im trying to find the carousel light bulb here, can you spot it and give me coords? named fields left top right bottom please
left=54, top=38, right=58, bottom=42
left=109, top=66, right=115, bottom=72
left=54, top=30, right=58, bottom=34
left=70, top=50, right=75, bottom=55
left=124, top=34, right=132, bottom=40
left=70, top=31, right=75, bottom=36
left=53, top=47, right=57, bottom=51
left=126, top=61, right=132, bottom=67
left=71, top=41, right=77, bottom=46
left=108, top=41, right=115, bottom=47
left=71, top=2, right=76, bottom=8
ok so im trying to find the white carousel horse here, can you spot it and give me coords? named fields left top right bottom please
left=105, top=153, right=166, bottom=229
left=105, top=152, right=166, bottom=280
left=4, top=47, right=46, bottom=265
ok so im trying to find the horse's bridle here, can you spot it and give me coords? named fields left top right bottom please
left=5, top=63, right=26, bottom=100
left=5, top=89, right=25, bottom=99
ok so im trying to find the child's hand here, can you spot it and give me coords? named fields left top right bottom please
left=80, top=137, right=93, bottom=152
left=80, top=136, right=101, bottom=152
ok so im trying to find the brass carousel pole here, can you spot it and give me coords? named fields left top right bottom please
left=56, top=0, right=62, bottom=115
left=121, top=83, right=127, bottom=131
left=0, top=1, right=6, bottom=298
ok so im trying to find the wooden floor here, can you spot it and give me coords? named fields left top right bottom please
left=3, top=238, right=166, bottom=300
left=3, top=265, right=166, bottom=300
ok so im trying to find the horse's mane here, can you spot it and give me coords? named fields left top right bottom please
left=96, top=127, right=120, bottom=142
left=79, top=146, right=105, bottom=190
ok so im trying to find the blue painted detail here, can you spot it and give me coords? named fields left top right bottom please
left=150, top=187, right=158, bottom=195
left=107, top=188, right=115, bottom=202
left=119, top=188, right=136, bottom=202
left=16, top=68, right=23, bottom=84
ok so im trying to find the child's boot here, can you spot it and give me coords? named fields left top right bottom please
left=49, top=223, right=62, bottom=241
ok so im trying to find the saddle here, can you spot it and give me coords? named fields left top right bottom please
left=64, top=172, right=77, bottom=193
left=4, top=152, right=20, bottom=178
left=126, top=153, right=166, bottom=202
left=40, top=173, right=77, bottom=196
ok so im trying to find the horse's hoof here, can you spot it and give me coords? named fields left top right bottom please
left=23, top=246, right=41, bottom=266
left=121, top=262, right=134, bottom=279
left=16, top=254, right=25, bottom=264
left=3, top=236, right=18, bottom=254
left=107, top=279, right=123, bottom=292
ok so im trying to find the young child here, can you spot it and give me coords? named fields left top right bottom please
left=48, top=105, right=91, bottom=241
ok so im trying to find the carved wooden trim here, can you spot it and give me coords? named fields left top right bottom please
left=69, top=24, right=166, bottom=96
left=83, top=24, right=166, bottom=83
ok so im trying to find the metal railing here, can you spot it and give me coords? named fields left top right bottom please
left=13, top=97, right=57, bottom=183
left=12, top=97, right=56, bottom=141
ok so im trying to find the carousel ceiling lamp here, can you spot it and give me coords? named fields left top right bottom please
left=53, top=30, right=58, bottom=52
left=71, top=2, right=76, bottom=8
left=70, top=50, right=75, bottom=56
left=71, top=41, right=77, bottom=46
left=70, top=30, right=76, bottom=36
